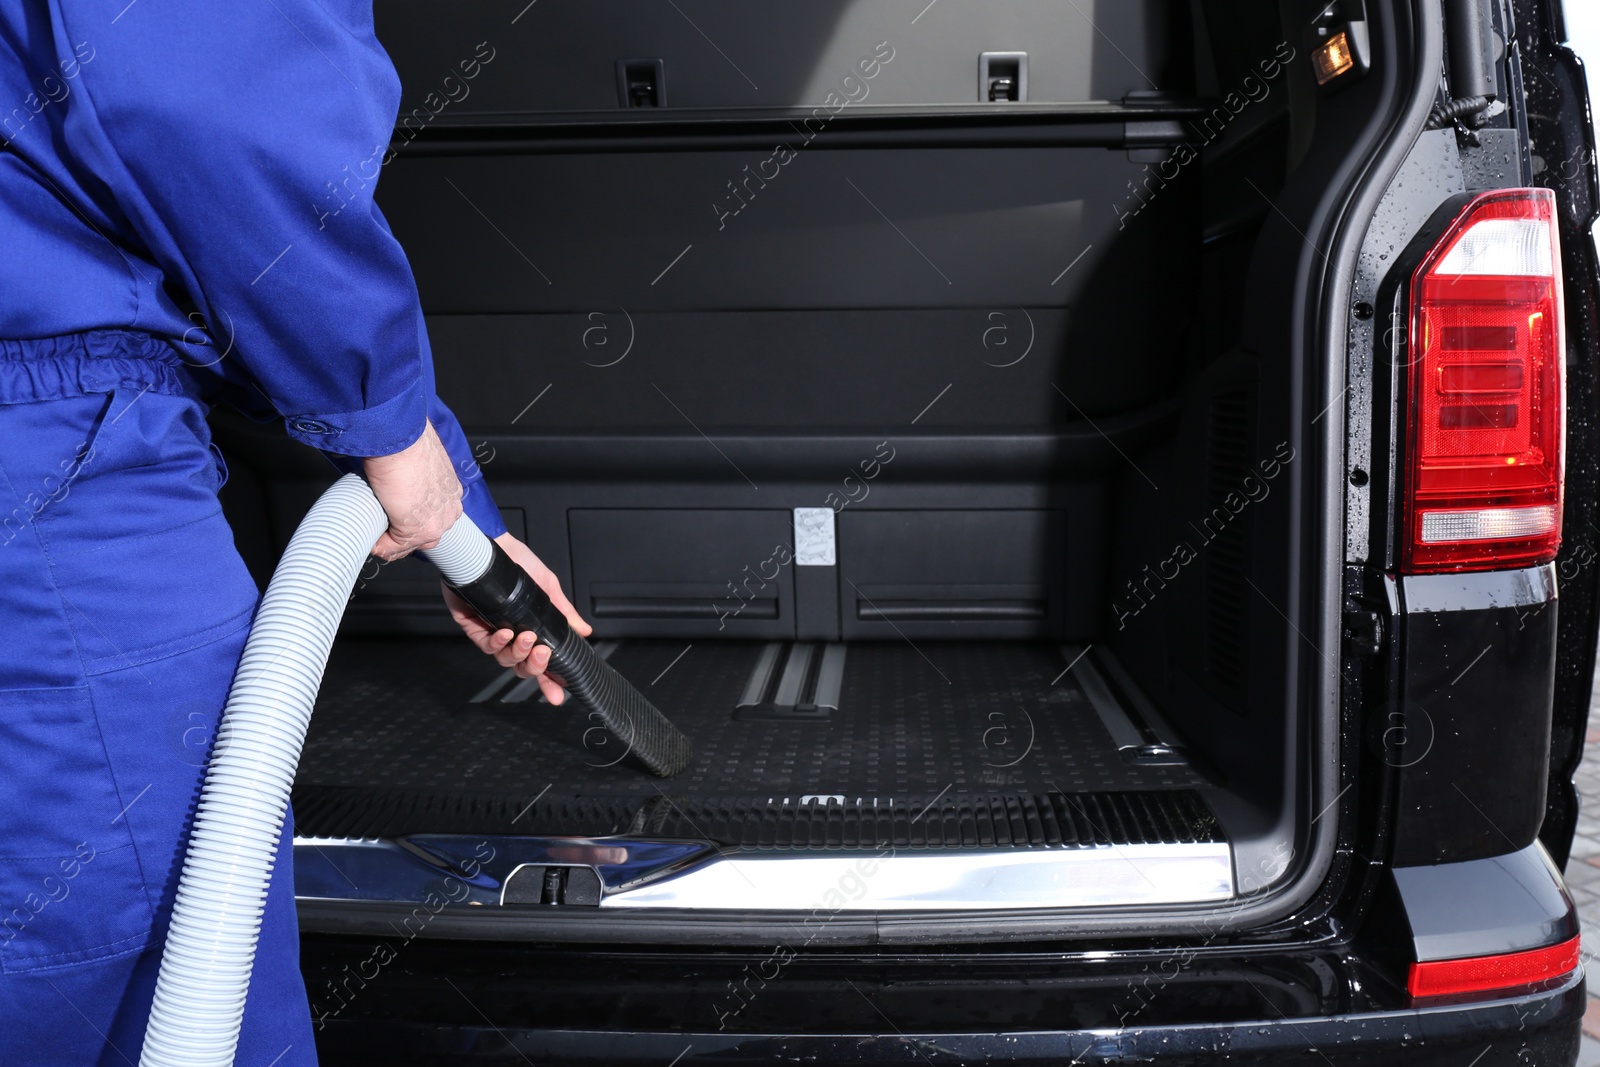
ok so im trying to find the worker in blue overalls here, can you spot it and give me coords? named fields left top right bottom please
left=0, top=3, right=588, bottom=1064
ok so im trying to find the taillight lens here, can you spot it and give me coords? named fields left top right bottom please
left=1401, top=188, right=1566, bottom=573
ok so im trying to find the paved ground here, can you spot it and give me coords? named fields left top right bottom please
left=1563, top=656, right=1600, bottom=1065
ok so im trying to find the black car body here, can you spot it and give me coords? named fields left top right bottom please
left=211, top=0, right=1600, bottom=1062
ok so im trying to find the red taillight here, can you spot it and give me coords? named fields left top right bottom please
left=1401, top=188, right=1567, bottom=573
left=1406, top=935, right=1581, bottom=998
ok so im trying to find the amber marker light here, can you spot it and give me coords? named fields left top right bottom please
left=1313, top=30, right=1356, bottom=84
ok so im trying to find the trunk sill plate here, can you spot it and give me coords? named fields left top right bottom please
left=293, top=834, right=1234, bottom=911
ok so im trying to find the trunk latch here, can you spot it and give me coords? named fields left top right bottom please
left=1342, top=598, right=1385, bottom=656
left=502, top=864, right=603, bottom=906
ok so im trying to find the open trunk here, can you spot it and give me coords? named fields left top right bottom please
left=289, top=637, right=1232, bottom=908
left=212, top=0, right=1356, bottom=934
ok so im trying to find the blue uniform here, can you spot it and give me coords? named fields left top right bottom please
left=0, top=2, right=504, bottom=1063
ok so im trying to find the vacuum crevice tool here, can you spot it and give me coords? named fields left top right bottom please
left=425, top=523, right=694, bottom=778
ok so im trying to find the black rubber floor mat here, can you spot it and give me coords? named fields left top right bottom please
left=293, top=638, right=1207, bottom=838
left=291, top=786, right=1223, bottom=847
left=630, top=790, right=1223, bottom=850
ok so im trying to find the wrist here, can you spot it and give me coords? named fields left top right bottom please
left=363, top=418, right=433, bottom=471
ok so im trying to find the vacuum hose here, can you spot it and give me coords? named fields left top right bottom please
left=139, top=473, right=690, bottom=1066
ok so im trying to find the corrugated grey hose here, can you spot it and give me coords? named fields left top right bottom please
left=139, top=473, right=690, bottom=1067
left=138, top=474, right=390, bottom=1067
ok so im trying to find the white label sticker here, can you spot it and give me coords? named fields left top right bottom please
left=793, top=507, right=836, bottom=566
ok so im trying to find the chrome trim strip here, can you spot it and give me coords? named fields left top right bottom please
left=602, top=843, right=1234, bottom=910
left=295, top=835, right=1234, bottom=912
left=1401, top=562, right=1558, bottom=614
left=772, top=643, right=815, bottom=707
left=499, top=676, right=543, bottom=703
left=468, top=668, right=515, bottom=704
left=1071, top=653, right=1144, bottom=750
left=813, top=643, right=848, bottom=710
left=1093, top=649, right=1185, bottom=746
left=736, top=642, right=784, bottom=707
left=293, top=835, right=713, bottom=905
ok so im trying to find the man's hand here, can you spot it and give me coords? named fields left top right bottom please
left=362, top=419, right=463, bottom=560
left=367, top=424, right=589, bottom=704
left=443, top=533, right=593, bottom=705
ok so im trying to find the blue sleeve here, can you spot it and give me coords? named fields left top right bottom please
left=431, top=400, right=506, bottom=540
left=45, top=0, right=469, bottom=462
left=316, top=312, right=507, bottom=539
left=318, top=402, right=506, bottom=540
left=417, top=317, right=506, bottom=540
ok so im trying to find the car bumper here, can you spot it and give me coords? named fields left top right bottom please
left=308, top=975, right=1583, bottom=1066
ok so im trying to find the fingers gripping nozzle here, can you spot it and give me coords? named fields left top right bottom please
left=438, top=538, right=694, bottom=778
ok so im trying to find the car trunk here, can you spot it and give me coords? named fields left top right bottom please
left=213, top=0, right=1348, bottom=929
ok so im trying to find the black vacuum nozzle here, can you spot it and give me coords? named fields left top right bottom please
left=444, top=541, right=693, bottom=777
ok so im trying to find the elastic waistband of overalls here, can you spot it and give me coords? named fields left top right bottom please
left=0, top=329, right=209, bottom=407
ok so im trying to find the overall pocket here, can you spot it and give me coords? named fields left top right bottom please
left=0, top=686, right=154, bottom=973
left=30, top=387, right=259, bottom=675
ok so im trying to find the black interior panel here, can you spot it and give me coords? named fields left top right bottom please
left=839, top=509, right=1068, bottom=639
left=427, top=307, right=1181, bottom=429
left=570, top=508, right=795, bottom=638
left=386, top=146, right=1198, bottom=433
left=377, top=0, right=1184, bottom=115
left=388, top=150, right=1159, bottom=312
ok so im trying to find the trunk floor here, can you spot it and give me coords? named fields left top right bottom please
left=294, top=639, right=1206, bottom=840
